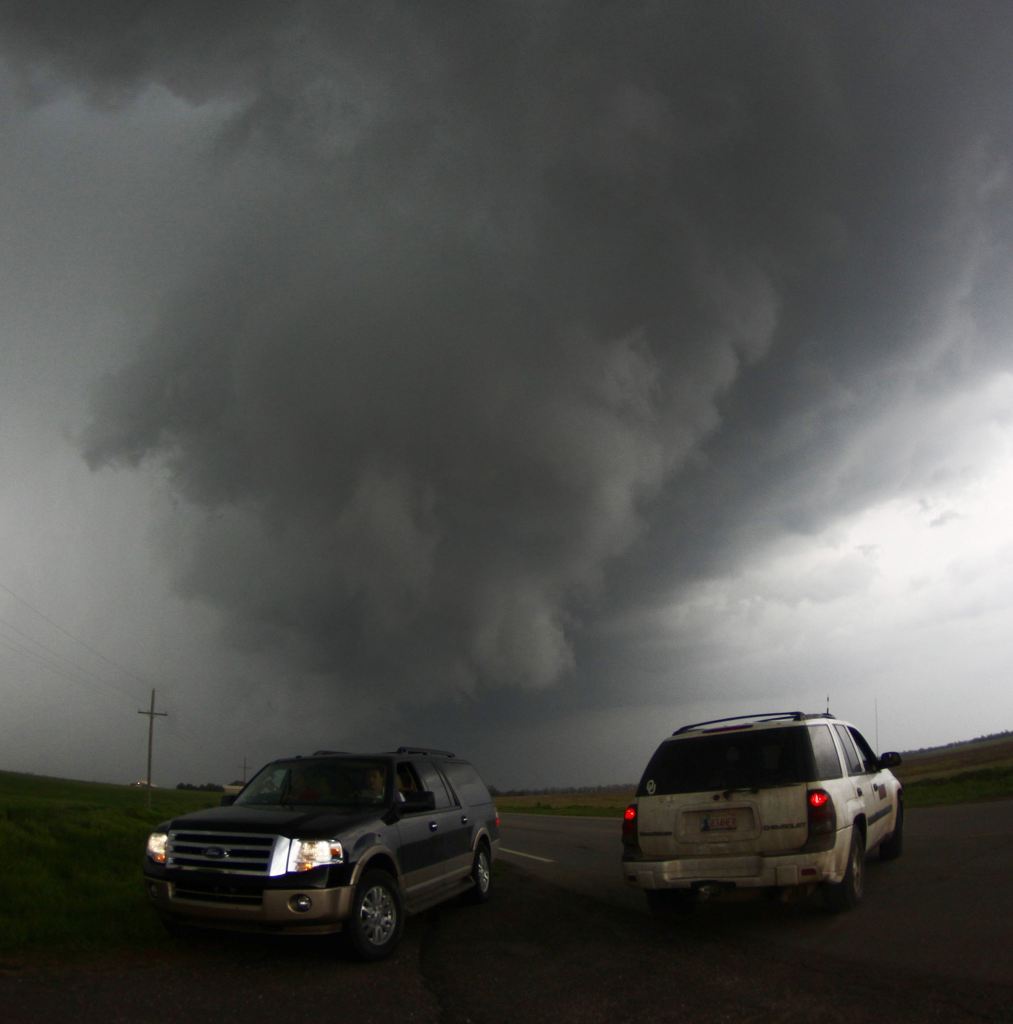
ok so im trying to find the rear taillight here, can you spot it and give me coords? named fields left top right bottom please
left=622, top=803, right=639, bottom=851
left=804, top=788, right=837, bottom=851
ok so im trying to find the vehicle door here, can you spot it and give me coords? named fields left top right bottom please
left=847, top=726, right=899, bottom=847
left=394, top=760, right=460, bottom=899
left=393, top=761, right=443, bottom=896
left=434, top=759, right=482, bottom=881
left=832, top=724, right=888, bottom=847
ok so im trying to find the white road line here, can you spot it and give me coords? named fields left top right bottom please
left=499, top=846, right=555, bottom=864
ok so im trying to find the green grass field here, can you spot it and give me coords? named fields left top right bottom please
left=0, top=771, right=218, bottom=956
left=496, top=791, right=633, bottom=817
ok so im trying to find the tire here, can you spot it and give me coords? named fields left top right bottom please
left=345, top=870, right=404, bottom=961
left=467, top=843, right=492, bottom=904
left=645, top=889, right=697, bottom=916
left=879, top=800, right=904, bottom=861
left=824, top=828, right=865, bottom=912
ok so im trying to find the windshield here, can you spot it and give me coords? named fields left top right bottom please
left=637, top=727, right=811, bottom=797
left=235, top=758, right=391, bottom=808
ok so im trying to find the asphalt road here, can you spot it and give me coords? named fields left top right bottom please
left=3, top=802, right=1010, bottom=1023
left=4, top=860, right=1010, bottom=1024
left=499, top=801, right=1013, bottom=987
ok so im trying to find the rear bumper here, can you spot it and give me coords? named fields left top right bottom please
left=145, top=878, right=355, bottom=934
left=622, top=827, right=852, bottom=891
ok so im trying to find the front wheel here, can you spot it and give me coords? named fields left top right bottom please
left=824, top=829, right=865, bottom=912
left=345, top=870, right=404, bottom=960
left=467, top=844, right=492, bottom=904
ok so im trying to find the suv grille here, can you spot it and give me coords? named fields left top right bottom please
left=172, top=880, right=264, bottom=906
left=167, top=830, right=279, bottom=875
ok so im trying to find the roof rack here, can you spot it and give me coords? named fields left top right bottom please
left=395, top=746, right=456, bottom=758
left=311, top=750, right=352, bottom=756
left=673, top=712, right=830, bottom=735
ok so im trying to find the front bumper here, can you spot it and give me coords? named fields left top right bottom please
left=145, top=877, right=356, bottom=934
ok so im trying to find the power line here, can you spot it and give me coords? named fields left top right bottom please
left=0, top=579, right=151, bottom=693
left=0, top=579, right=241, bottom=781
left=0, top=615, right=140, bottom=704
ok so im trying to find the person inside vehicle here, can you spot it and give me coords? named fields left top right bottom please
left=395, top=764, right=419, bottom=802
left=288, top=765, right=338, bottom=802
left=357, top=765, right=387, bottom=802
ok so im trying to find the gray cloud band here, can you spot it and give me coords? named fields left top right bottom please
left=4, top=1, right=1010, bottom=706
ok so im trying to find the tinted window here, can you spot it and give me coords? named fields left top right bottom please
left=395, top=761, right=423, bottom=795
left=637, top=727, right=811, bottom=796
left=848, top=728, right=878, bottom=772
left=441, top=760, right=492, bottom=807
left=235, top=758, right=389, bottom=807
left=414, top=760, right=454, bottom=809
left=834, top=725, right=865, bottom=775
left=808, top=725, right=843, bottom=779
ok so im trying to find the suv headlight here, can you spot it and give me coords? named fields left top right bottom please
left=146, top=832, right=168, bottom=864
left=288, top=838, right=344, bottom=873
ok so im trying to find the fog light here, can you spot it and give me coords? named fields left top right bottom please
left=289, top=894, right=313, bottom=913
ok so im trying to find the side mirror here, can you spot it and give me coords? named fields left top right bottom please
left=220, top=794, right=236, bottom=806
left=400, top=790, right=436, bottom=813
left=878, top=751, right=902, bottom=769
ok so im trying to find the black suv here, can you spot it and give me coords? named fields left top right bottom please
left=144, top=747, right=500, bottom=959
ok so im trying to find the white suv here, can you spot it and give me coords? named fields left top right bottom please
left=622, top=712, right=903, bottom=912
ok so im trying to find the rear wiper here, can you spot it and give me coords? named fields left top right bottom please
left=721, top=786, right=759, bottom=798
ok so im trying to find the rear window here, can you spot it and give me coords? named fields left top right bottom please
left=834, top=725, right=866, bottom=775
left=808, top=725, right=844, bottom=780
left=414, top=760, right=454, bottom=809
left=637, top=727, right=813, bottom=797
left=441, top=760, right=492, bottom=807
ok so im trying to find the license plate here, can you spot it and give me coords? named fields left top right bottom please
left=700, top=813, right=738, bottom=832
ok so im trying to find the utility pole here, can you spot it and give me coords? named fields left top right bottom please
left=138, top=688, right=168, bottom=810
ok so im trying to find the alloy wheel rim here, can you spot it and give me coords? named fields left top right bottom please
left=360, top=885, right=396, bottom=945
left=476, top=852, right=490, bottom=892
left=852, top=843, right=864, bottom=898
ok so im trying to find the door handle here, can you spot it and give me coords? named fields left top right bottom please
left=429, top=821, right=439, bottom=832
left=461, top=815, right=469, bottom=825
left=856, top=787, right=863, bottom=797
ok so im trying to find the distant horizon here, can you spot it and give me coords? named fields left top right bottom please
left=4, top=726, right=1010, bottom=794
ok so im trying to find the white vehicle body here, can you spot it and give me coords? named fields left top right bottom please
left=622, top=713, right=903, bottom=910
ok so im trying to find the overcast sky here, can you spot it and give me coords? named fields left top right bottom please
left=2, top=2, right=1012, bottom=790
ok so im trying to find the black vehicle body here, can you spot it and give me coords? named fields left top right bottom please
left=144, top=748, right=499, bottom=956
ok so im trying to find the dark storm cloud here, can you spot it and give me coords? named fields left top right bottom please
left=4, top=2, right=1012, bottom=712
